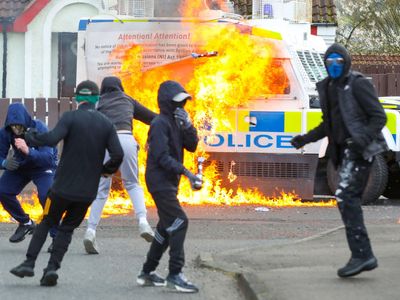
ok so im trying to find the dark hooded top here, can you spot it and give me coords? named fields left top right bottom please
left=303, top=43, right=387, bottom=165
left=25, top=102, right=124, bottom=203
left=145, top=81, right=199, bottom=193
left=97, top=76, right=157, bottom=131
left=0, top=103, right=57, bottom=171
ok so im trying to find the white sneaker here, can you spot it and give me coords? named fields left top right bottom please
left=139, top=221, right=154, bottom=243
left=83, top=229, right=99, bottom=254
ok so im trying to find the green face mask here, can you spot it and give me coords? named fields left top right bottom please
left=76, top=95, right=100, bottom=104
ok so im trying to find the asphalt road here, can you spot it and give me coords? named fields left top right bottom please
left=1, top=202, right=400, bottom=300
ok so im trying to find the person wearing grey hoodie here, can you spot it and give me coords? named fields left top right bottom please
left=291, top=43, right=387, bottom=278
left=83, top=76, right=157, bottom=254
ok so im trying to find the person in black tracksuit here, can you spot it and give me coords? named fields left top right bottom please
left=136, top=80, right=201, bottom=293
left=291, top=43, right=387, bottom=278
left=10, top=80, right=123, bottom=286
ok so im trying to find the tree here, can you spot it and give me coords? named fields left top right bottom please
left=336, top=0, right=400, bottom=54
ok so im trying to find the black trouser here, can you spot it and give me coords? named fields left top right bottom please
left=335, top=148, right=374, bottom=259
left=25, top=191, right=91, bottom=270
left=142, top=190, right=188, bottom=275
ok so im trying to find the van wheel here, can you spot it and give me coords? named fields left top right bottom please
left=382, top=161, right=400, bottom=199
left=327, top=154, right=388, bottom=205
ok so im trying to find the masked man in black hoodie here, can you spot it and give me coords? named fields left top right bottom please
left=291, top=43, right=387, bottom=278
left=10, top=80, right=123, bottom=286
left=136, top=80, right=201, bottom=293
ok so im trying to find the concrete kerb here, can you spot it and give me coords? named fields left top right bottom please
left=196, top=225, right=344, bottom=300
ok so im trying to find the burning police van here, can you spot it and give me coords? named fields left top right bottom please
left=77, top=15, right=400, bottom=204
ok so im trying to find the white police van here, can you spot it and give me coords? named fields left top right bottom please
left=77, top=14, right=400, bottom=203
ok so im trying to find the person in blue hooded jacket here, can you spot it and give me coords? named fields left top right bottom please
left=0, top=103, right=58, bottom=243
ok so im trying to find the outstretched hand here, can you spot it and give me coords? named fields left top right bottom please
left=291, top=135, right=307, bottom=149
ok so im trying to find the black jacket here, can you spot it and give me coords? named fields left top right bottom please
left=303, top=43, right=387, bottom=165
left=145, top=81, right=199, bottom=193
left=25, top=102, right=124, bottom=202
left=97, top=76, right=157, bottom=130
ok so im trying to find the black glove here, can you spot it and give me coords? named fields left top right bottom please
left=174, top=108, right=192, bottom=130
left=1, top=157, right=19, bottom=171
left=24, top=128, right=38, bottom=145
left=291, top=135, right=307, bottom=149
left=183, top=168, right=202, bottom=190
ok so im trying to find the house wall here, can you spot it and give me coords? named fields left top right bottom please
left=1, top=0, right=102, bottom=98
left=314, top=25, right=336, bottom=47
left=0, top=32, right=25, bottom=98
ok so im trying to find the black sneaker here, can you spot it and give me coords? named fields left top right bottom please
left=337, top=256, right=378, bottom=278
left=9, top=221, right=35, bottom=243
left=136, top=271, right=166, bottom=287
left=166, top=273, right=199, bottom=293
left=40, top=269, right=58, bottom=287
left=10, top=262, right=34, bottom=278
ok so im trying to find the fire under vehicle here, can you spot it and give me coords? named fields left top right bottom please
left=77, top=14, right=400, bottom=204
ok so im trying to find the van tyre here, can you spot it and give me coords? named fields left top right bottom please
left=327, top=154, right=388, bottom=205
left=382, top=160, right=400, bottom=199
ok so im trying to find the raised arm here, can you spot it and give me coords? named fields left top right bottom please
left=25, top=113, right=70, bottom=147
left=133, top=99, right=158, bottom=125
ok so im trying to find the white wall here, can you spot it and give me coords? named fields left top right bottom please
left=0, top=32, right=25, bottom=98
left=1, top=1, right=101, bottom=98
left=315, top=25, right=336, bottom=47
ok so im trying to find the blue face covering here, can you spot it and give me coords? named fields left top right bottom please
left=325, top=53, right=344, bottom=79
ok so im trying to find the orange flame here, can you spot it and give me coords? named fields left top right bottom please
left=179, top=0, right=207, bottom=17
left=0, top=8, right=333, bottom=223
left=107, top=17, right=332, bottom=210
left=179, top=0, right=231, bottom=17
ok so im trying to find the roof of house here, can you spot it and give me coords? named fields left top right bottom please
left=352, top=55, right=400, bottom=65
left=232, top=0, right=252, bottom=16
left=0, top=0, right=32, bottom=21
left=312, top=0, right=337, bottom=24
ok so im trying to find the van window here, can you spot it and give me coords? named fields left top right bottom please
left=296, top=50, right=327, bottom=83
left=263, top=59, right=290, bottom=95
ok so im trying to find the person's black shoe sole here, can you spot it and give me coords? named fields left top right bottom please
left=40, top=270, right=58, bottom=286
left=9, top=227, right=35, bottom=243
left=337, top=257, right=378, bottom=278
left=10, top=266, right=34, bottom=278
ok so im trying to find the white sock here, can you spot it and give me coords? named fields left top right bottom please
left=86, top=228, right=96, bottom=234
left=24, top=220, right=32, bottom=226
left=139, top=217, right=148, bottom=224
